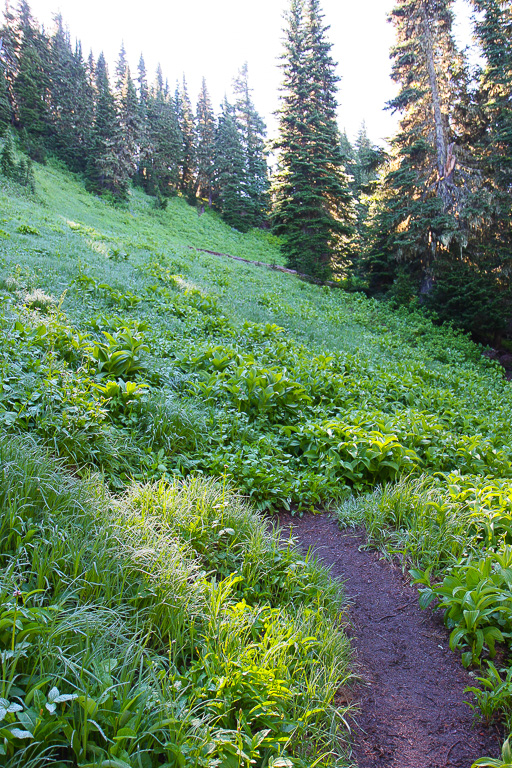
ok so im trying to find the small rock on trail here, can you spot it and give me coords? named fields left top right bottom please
left=278, top=512, right=501, bottom=768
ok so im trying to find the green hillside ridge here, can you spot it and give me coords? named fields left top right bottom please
left=1, top=162, right=512, bottom=766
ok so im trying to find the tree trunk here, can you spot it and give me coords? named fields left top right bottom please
left=420, top=0, right=452, bottom=210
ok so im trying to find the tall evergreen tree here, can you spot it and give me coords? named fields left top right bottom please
left=472, top=0, right=512, bottom=193
left=143, top=66, right=182, bottom=198
left=214, top=96, right=247, bottom=230
left=47, top=17, right=93, bottom=170
left=134, top=54, right=152, bottom=187
left=273, top=0, right=354, bottom=279
left=437, top=0, right=512, bottom=340
left=113, top=45, right=140, bottom=178
left=114, top=42, right=127, bottom=98
left=366, top=0, right=512, bottom=339
left=0, top=1, right=19, bottom=123
left=13, top=1, right=50, bottom=159
left=0, top=61, right=11, bottom=132
left=367, top=0, right=476, bottom=292
left=176, top=76, right=196, bottom=199
left=0, top=124, right=15, bottom=175
left=233, top=62, right=269, bottom=227
left=195, top=77, right=215, bottom=205
left=121, top=68, right=140, bottom=176
left=86, top=52, right=130, bottom=201
left=344, top=124, right=386, bottom=277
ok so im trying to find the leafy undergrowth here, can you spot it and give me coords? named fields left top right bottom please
left=0, top=436, right=352, bottom=767
left=2, top=161, right=512, bottom=765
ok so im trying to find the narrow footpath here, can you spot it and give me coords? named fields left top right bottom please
left=278, top=513, right=501, bottom=768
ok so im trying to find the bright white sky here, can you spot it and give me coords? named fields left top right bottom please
left=10, top=0, right=474, bottom=146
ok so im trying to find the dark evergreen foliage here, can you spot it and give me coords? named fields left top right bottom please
left=2, top=0, right=510, bottom=342
left=273, top=0, right=354, bottom=279
left=142, top=69, right=182, bottom=198
left=47, top=18, right=93, bottom=171
left=367, top=0, right=472, bottom=290
left=0, top=58, right=12, bottom=132
left=362, top=0, right=512, bottom=341
left=85, top=52, right=130, bottom=202
left=13, top=1, right=49, bottom=161
left=0, top=125, right=15, bottom=176
left=343, top=124, right=386, bottom=278
left=0, top=126, right=35, bottom=189
left=214, top=97, right=248, bottom=231
left=176, top=76, right=197, bottom=201
left=233, top=63, right=269, bottom=228
left=195, top=77, right=215, bottom=205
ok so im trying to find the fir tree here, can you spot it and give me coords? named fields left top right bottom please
left=144, top=67, right=182, bottom=198
left=0, top=1, right=19, bottom=121
left=472, top=0, right=512, bottom=193
left=121, top=69, right=140, bottom=176
left=273, top=0, right=354, bottom=279
left=114, top=45, right=140, bottom=178
left=0, top=62, right=11, bottom=132
left=47, top=17, right=93, bottom=171
left=13, top=1, right=50, bottom=160
left=233, top=63, right=269, bottom=228
left=344, top=124, right=386, bottom=279
left=368, top=0, right=476, bottom=294
left=353, top=123, right=384, bottom=193
left=176, top=76, right=196, bottom=200
left=368, top=0, right=512, bottom=338
left=114, top=42, right=127, bottom=98
left=438, top=0, right=512, bottom=340
left=195, top=77, right=215, bottom=205
left=214, top=97, right=247, bottom=231
left=86, top=52, right=130, bottom=202
left=0, top=125, right=15, bottom=176
left=134, top=54, right=152, bottom=187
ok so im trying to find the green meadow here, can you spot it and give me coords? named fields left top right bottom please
left=1, top=158, right=512, bottom=766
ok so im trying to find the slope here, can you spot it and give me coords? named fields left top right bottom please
left=1, top=159, right=512, bottom=766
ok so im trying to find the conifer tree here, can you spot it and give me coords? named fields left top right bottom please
left=13, top=1, right=50, bottom=160
left=47, top=17, right=93, bottom=171
left=339, top=130, right=356, bottom=182
left=368, top=0, right=475, bottom=294
left=113, top=45, right=140, bottom=178
left=0, top=63, right=11, bottom=132
left=176, top=76, right=196, bottom=200
left=435, top=0, right=512, bottom=340
left=86, top=52, right=130, bottom=201
left=273, top=0, right=354, bottom=279
left=144, top=67, right=182, bottom=198
left=121, top=69, right=140, bottom=175
left=472, top=0, right=512, bottom=193
left=233, top=62, right=269, bottom=227
left=0, top=1, right=19, bottom=122
left=134, top=54, right=152, bottom=187
left=195, top=77, right=215, bottom=205
left=367, top=0, right=511, bottom=338
left=345, top=124, right=386, bottom=278
left=214, top=97, right=247, bottom=230
left=114, top=42, right=127, bottom=98
left=0, top=125, right=15, bottom=176
left=353, top=123, right=383, bottom=193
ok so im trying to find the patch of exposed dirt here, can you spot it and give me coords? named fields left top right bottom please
left=278, top=512, right=502, bottom=768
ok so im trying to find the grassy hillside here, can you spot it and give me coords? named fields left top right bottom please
left=1, top=161, right=512, bottom=766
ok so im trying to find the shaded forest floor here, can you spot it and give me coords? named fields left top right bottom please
left=278, top=513, right=502, bottom=768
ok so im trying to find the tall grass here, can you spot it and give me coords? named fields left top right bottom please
left=0, top=434, right=354, bottom=767
left=336, top=475, right=472, bottom=572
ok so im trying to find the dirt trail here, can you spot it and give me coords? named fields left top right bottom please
left=278, top=513, right=501, bottom=768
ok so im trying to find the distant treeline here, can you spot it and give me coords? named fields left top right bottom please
left=0, top=2, right=269, bottom=231
left=1, top=0, right=512, bottom=343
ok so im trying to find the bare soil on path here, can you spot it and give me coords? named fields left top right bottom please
left=277, top=512, right=502, bottom=768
